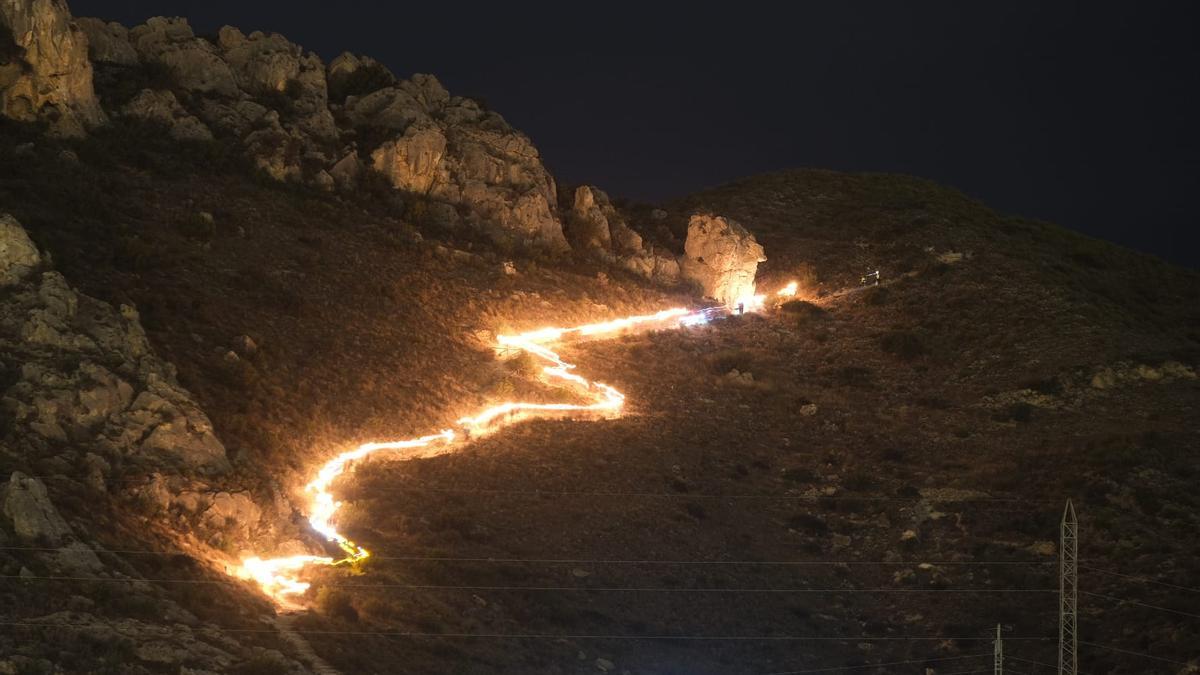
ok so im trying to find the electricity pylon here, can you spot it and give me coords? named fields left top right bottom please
left=1059, top=500, right=1078, bottom=675
left=994, top=623, right=1003, bottom=675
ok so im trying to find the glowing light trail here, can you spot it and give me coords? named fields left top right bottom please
left=235, top=287, right=794, bottom=603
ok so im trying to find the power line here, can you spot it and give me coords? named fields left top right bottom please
left=15, top=475, right=1055, bottom=503
left=1006, top=655, right=1095, bottom=675
left=1078, top=641, right=1195, bottom=667
left=0, top=621, right=1059, bottom=641
left=0, top=575, right=1060, bottom=594
left=1080, top=564, right=1200, bottom=594
left=1004, top=656, right=1055, bottom=672
left=0, top=545, right=1057, bottom=567
left=1081, top=591, right=1200, bottom=620
left=761, top=652, right=988, bottom=674
left=336, top=484, right=1058, bottom=503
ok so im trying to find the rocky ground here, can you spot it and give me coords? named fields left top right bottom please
left=1, top=1, right=1198, bottom=674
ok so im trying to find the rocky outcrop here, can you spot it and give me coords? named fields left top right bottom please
left=0, top=0, right=106, bottom=136
left=216, top=25, right=336, bottom=144
left=121, top=88, right=213, bottom=140
left=327, top=50, right=395, bottom=103
left=2, top=472, right=73, bottom=543
left=127, top=17, right=237, bottom=96
left=680, top=214, right=766, bottom=306
left=0, top=214, right=41, bottom=285
left=75, top=16, right=136, bottom=65
left=348, top=73, right=569, bottom=253
left=0, top=214, right=230, bottom=475
left=566, top=186, right=679, bottom=284
left=10, top=2, right=578, bottom=253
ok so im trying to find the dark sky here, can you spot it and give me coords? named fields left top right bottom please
left=73, top=1, right=1199, bottom=267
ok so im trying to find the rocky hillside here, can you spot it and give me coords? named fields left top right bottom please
left=1, top=2, right=1198, bottom=674
left=1, top=0, right=685, bottom=277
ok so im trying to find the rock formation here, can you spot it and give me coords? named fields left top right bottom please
left=120, top=87, right=213, bottom=141
left=680, top=213, right=766, bottom=306
left=0, top=0, right=106, bottom=136
left=350, top=72, right=570, bottom=253
left=566, top=185, right=680, bottom=284
left=74, top=16, right=136, bottom=65
left=0, top=214, right=229, bottom=473
left=0, top=213, right=321, bottom=670
left=0, top=1, right=682, bottom=264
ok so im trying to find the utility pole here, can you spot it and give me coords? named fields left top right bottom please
left=1059, top=500, right=1078, bottom=675
left=993, top=623, right=1003, bottom=675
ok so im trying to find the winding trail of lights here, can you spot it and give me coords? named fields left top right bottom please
left=234, top=292, right=786, bottom=604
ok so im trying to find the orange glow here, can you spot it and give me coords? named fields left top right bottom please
left=236, top=290, right=793, bottom=604
left=777, top=281, right=798, bottom=297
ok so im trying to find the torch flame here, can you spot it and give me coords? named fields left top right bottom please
left=235, top=289, right=794, bottom=603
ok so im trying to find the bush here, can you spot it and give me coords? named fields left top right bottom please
left=315, top=587, right=359, bottom=622
left=781, top=300, right=826, bottom=319
left=880, top=330, right=926, bottom=360
left=787, top=513, right=829, bottom=536
left=706, top=348, right=755, bottom=375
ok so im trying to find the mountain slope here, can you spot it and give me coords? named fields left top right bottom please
left=1, top=4, right=1198, bottom=675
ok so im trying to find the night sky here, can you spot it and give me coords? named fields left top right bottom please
left=72, top=1, right=1199, bottom=267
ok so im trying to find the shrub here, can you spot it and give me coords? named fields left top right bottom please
left=836, top=365, right=873, bottom=387
left=781, top=300, right=826, bottom=319
left=787, top=513, right=829, bottom=536
left=880, top=330, right=926, bottom=360
left=782, top=467, right=817, bottom=483
left=706, top=348, right=755, bottom=375
left=842, top=470, right=878, bottom=492
left=315, top=587, right=359, bottom=622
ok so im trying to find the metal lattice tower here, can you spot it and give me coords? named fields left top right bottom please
left=994, top=623, right=1004, bottom=675
left=1059, top=500, right=1078, bottom=675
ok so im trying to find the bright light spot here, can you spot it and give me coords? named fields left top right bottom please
left=238, top=285, right=810, bottom=603
left=777, top=281, right=798, bottom=297
left=237, top=306, right=701, bottom=603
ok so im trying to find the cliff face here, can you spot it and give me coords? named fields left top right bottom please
left=0, top=0, right=107, bottom=137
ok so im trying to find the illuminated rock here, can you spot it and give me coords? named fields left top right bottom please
left=0, top=214, right=40, bottom=286
left=370, top=123, right=448, bottom=193
left=680, top=214, right=766, bottom=306
left=0, top=0, right=107, bottom=137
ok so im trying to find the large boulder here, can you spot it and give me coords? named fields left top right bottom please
left=327, top=51, right=395, bottom=103
left=75, top=17, right=137, bottom=65
left=121, top=88, right=213, bottom=141
left=0, top=0, right=107, bottom=136
left=127, top=17, right=237, bottom=96
left=680, top=214, right=766, bottom=306
left=568, top=185, right=644, bottom=254
left=0, top=213, right=40, bottom=286
left=2, top=472, right=72, bottom=543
